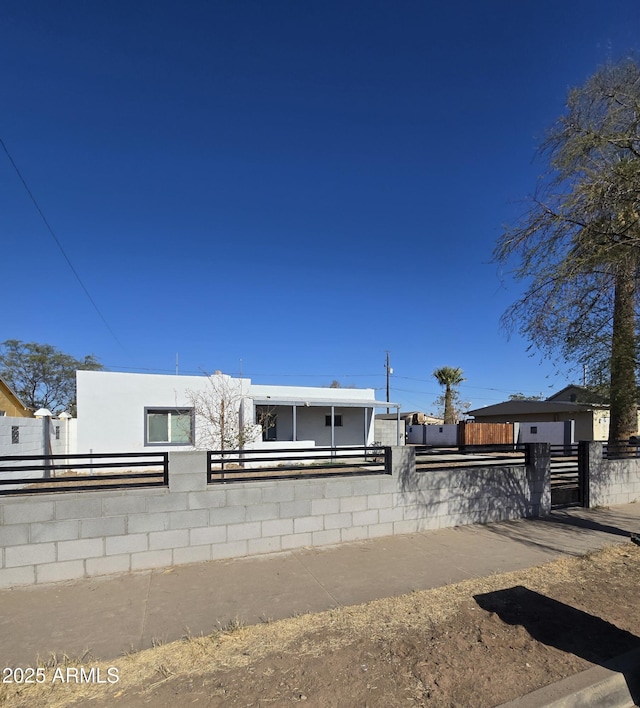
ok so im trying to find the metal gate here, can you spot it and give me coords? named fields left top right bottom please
left=550, top=444, right=587, bottom=508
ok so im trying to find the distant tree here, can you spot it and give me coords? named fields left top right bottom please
left=433, top=367, right=466, bottom=424
left=494, top=58, right=640, bottom=444
left=508, top=392, right=545, bottom=401
left=0, top=339, right=102, bottom=415
left=325, top=380, right=355, bottom=389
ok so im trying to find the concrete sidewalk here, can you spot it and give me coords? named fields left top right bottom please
left=0, top=503, right=639, bottom=668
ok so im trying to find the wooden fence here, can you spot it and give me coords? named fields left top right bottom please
left=458, top=421, right=514, bottom=447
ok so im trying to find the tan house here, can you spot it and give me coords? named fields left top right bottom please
left=468, top=385, right=619, bottom=442
left=0, top=376, right=32, bottom=418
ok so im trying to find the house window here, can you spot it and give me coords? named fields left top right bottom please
left=325, top=415, right=343, bottom=426
left=11, top=426, right=19, bottom=444
left=530, top=426, right=538, bottom=434
left=145, top=408, right=193, bottom=445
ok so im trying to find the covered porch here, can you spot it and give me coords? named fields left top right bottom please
left=252, top=397, right=401, bottom=447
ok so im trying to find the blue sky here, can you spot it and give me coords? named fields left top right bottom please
left=2, top=1, right=639, bottom=414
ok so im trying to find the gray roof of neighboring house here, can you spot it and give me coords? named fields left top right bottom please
left=545, top=384, right=609, bottom=405
left=468, top=399, right=604, bottom=417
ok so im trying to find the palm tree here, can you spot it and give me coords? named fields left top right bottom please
left=433, top=367, right=465, bottom=424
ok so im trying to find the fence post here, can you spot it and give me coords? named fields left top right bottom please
left=384, top=447, right=392, bottom=475
left=525, top=442, right=551, bottom=515
left=386, top=445, right=415, bottom=478
left=168, top=451, right=208, bottom=492
left=577, top=441, right=591, bottom=509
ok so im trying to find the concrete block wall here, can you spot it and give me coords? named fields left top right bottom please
left=374, top=418, right=405, bottom=447
left=0, top=447, right=548, bottom=589
left=0, top=417, right=76, bottom=458
left=587, top=442, right=640, bottom=507
left=406, top=424, right=458, bottom=446
left=0, top=418, right=43, bottom=456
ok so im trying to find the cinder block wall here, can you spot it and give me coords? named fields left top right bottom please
left=374, top=419, right=405, bottom=446
left=587, top=442, right=640, bottom=507
left=0, top=447, right=548, bottom=589
left=0, top=418, right=43, bottom=456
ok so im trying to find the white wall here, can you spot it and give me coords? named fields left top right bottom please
left=0, top=417, right=77, bottom=456
left=406, top=424, right=458, bottom=446
left=294, top=406, right=372, bottom=446
left=0, top=417, right=78, bottom=491
left=77, top=371, right=251, bottom=454
left=0, top=418, right=43, bottom=456
left=516, top=421, right=575, bottom=445
left=248, top=384, right=376, bottom=404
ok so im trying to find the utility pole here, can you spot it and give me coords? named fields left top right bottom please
left=385, top=351, right=393, bottom=414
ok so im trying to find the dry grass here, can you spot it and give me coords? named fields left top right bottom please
left=1, top=544, right=637, bottom=707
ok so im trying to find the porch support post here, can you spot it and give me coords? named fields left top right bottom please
left=363, top=407, right=367, bottom=447
left=292, top=405, right=297, bottom=442
left=331, top=406, right=335, bottom=448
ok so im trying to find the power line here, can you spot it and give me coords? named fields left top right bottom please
left=394, top=375, right=547, bottom=395
left=0, top=136, right=126, bottom=352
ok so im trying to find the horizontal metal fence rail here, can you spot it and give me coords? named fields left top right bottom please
left=603, top=442, right=640, bottom=459
left=0, top=452, right=169, bottom=495
left=207, top=446, right=389, bottom=483
left=550, top=444, right=580, bottom=508
left=414, top=445, right=526, bottom=471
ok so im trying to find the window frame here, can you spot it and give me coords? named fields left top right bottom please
left=144, top=407, right=194, bottom=446
left=325, top=414, right=343, bottom=427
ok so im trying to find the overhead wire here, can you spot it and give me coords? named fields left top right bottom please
left=0, top=136, right=126, bottom=352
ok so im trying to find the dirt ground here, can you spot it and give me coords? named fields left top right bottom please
left=1, top=543, right=639, bottom=708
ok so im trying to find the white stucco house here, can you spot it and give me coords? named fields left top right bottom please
left=76, top=370, right=400, bottom=453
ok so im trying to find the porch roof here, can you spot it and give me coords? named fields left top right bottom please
left=251, top=397, right=400, bottom=409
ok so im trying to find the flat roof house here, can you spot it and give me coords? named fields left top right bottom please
left=76, top=370, right=400, bottom=453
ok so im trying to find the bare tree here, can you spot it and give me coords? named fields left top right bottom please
left=255, top=405, right=278, bottom=441
left=186, top=373, right=259, bottom=451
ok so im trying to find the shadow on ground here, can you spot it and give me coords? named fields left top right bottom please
left=478, top=507, right=638, bottom=556
left=474, top=585, right=640, bottom=704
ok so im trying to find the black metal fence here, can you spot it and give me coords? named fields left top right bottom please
left=0, top=452, right=169, bottom=495
left=414, top=444, right=526, bottom=471
left=603, top=442, right=640, bottom=459
left=549, top=444, right=582, bottom=508
left=207, top=445, right=389, bottom=483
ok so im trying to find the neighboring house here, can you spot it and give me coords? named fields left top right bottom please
left=0, top=376, right=32, bottom=418
left=468, top=385, right=621, bottom=442
left=76, top=370, right=400, bottom=453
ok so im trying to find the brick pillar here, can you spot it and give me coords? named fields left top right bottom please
left=168, top=451, right=208, bottom=492
left=387, top=445, right=415, bottom=478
